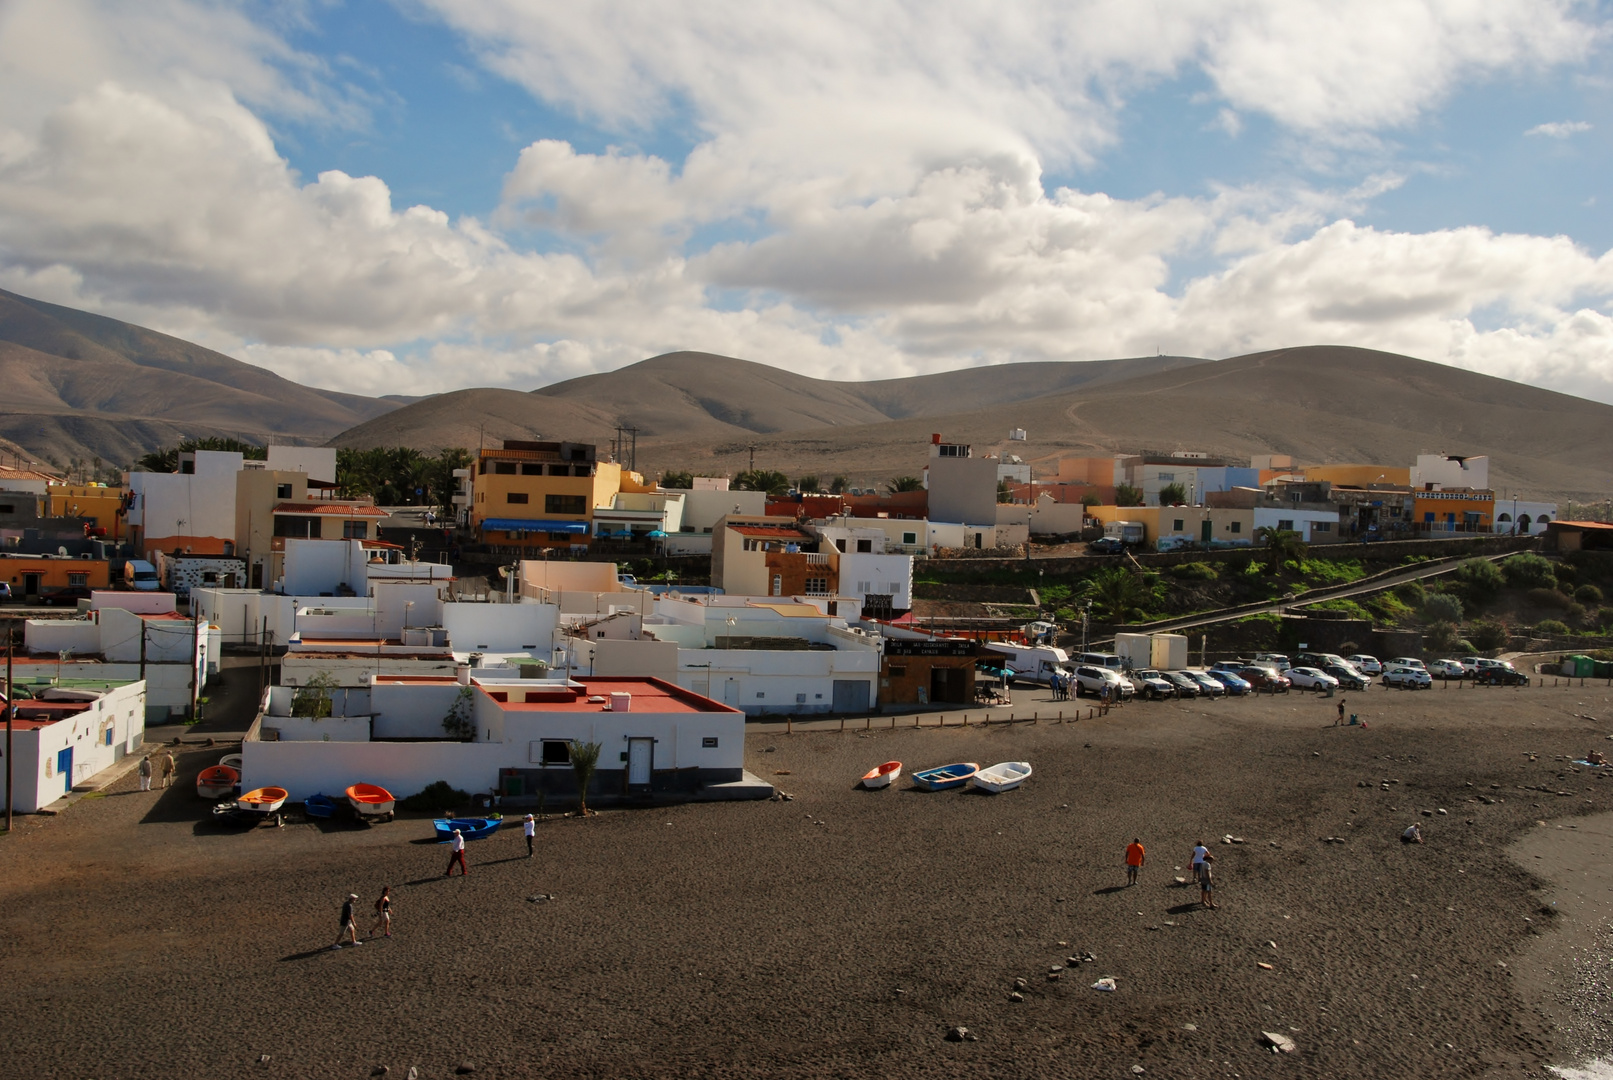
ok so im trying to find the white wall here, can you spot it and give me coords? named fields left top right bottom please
left=1411, top=454, right=1490, bottom=491
left=1253, top=507, right=1340, bottom=543
left=282, top=653, right=460, bottom=688
left=6, top=681, right=147, bottom=812
left=443, top=602, right=558, bottom=652
left=91, top=592, right=176, bottom=615
left=127, top=452, right=242, bottom=549
left=266, top=446, right=337, bottom=484
left=681, top=488, right=766, bottom=533
left=674, top=646, right=878, bottom=715
left=283, top=538, right=369, bottom=596
left=837, top=552, right=913, bottom=612
left=1494, top=501, right=1556, bottom=535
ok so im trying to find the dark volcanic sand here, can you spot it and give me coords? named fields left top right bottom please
left=4, top=682, right=1613, bottom=1079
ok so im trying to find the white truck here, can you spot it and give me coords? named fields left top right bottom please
left=123, top=559, right=160, bottom=591
left=984, top=642, right=1076, bottom=688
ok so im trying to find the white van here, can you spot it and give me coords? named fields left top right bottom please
left=984, top=643, right=1075, bottom=687
left=124, top=559, right=160, bottom=591
left=1076, top=652, right=1126, bottom=671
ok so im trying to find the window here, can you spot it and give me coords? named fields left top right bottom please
left=342, top=521, right=368, bottom=539
left=804, top=577, right=829, bottom=595
left=1173, top=519, right=1184, bottom=531
left=0, top=504, right=12, bottom=514
left=545, top=494, right=586, bottom=515
left=834, top=538, right=847, bottom=552
left=772, top=574, right=782, bottom=596
left=903, top=532, right=917, bottom=545
left=1313, top=522, right=1331, bottom=533
left=548, top=464, right=570, bottom=476
left=796, top=693, right=807, bottom=703
left=494, top=462, right=517, bottom=475
left=1157, top=472, right=1175, bottom=481
left=273, top=516, right=319, bottom=538
left=548, top=532, right=576, bottom=542
left=540, top=740, right=571, bottom=766
left=1230, top=521, right=1241, bottom=533
left=1277, top=519, right=1294, bottom=531
left=756, top=692, right=766, bottom=698
left=506, top=492, right=530, bottom=504
left=276, top=483, right=293, bottom=499
left=857, top=539, right=872, bottom=552
left=888, top=665, right=907, bottom=677
left=68, top=573, right=88, bottom=587
left=702, top=737, right=719, bottom=748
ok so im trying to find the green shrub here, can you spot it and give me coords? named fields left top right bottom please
left=1468, top=618, right=1509, bottom=651
left=1426, top=620, right=1461, bottom=651
left=1566, top=602, right=1587, bottom=624
left=1554, top=562, right=1577, bottom=585
left=1535, top=619, right=1571, bottom=636
left=1456, top=558, right=1507, bottom=597
left=1502, top=553, right=1557, bottom=589
left=1312, top=599, right=1372, bottom=621
left=1529, top=587, right=1570, bottom=610
left=1574, top=584, right=1604, bottom=604
left=1171, top=561, right=1220, bottom=580
left=1422, top=593, right=1464, bottom=624
left=398, top=781, right=471, bottom=814
left=1395, top=581, right=1427, bottom=607
left=1599, top=607, right=1613, bottom=631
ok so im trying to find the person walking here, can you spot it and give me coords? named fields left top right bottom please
left=332, top=893, right=362, bottom=949
left=523, top=813, right=536, bottom=858
left=137, top=755, right=153, bottom=792
left=1125, top=837, right=1146, bottom=886
left=1336, top=699, right=1346, bottom=726
left=1199, top=855, right=1218, bottom=909
left=1191, top=839, right=1210, bottom=884
left=158, top=749, right=176, bottom=788
left=369, top=886, right=392, bottom=938
left=444, top=828, right=469, bottom=876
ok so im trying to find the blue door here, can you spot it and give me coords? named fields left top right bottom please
left=57, top=747, right=73, bottom=795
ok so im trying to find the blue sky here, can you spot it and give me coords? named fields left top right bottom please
left=0, top=0, right=1609, bottom=402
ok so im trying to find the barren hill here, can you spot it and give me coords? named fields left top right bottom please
left=0, top=289, right=398, bottom=467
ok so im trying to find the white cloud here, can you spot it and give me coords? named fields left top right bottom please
left=1525, top=120, right=1594, bottom=137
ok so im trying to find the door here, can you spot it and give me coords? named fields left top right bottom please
left=627, top=738, right=653, bottom=786
left=832, top=679, right=870, bottom=713
left=23, top=573, right=41, bottom=598
left=57, top=747, right=73, bottom=795
left=1201, top=520, right=1213, bottom=543
left=722, top=678, right=740, bottom=708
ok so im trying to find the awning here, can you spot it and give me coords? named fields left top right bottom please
left=480, top=518, right=589, bottom=534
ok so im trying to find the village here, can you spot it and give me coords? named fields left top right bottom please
left=3, top=430, right=1607, bottom=821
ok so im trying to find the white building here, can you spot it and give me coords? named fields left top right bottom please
left=923, top=434, right=1001, bottom=527
left=265, top=446, right=337, bottom=485
left=1411, top=454, right=1490, bottom=491
left=1494, top=500, right=1557, bottom=536
left=2, top=679, right=147, bottom=812
left=125, top=449, right=244, bottom=557
left=241, top=673, right=761, bottom=805
left=1252, top=506, right=1341, bottom=543
left=24, top=605, right=208, bottom=718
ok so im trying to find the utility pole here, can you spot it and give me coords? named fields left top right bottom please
left=6, top=622, right=14, bottom=832
left=258, top=616, right=268, bottom=698
left=189, top=613, right=201, bottom=720
left=748, top=445, right=756, bottom=473
left=627, top=426, right=638, bottom=473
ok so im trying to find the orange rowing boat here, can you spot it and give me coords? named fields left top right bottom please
left=238, top=786, right=288, bottom=814
left=860, top=761, right=902, bottom=789
left=345, top=783, right=395, bottom=820
left=196, top=765, right=239, bottom=799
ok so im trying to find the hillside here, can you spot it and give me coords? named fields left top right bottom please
left=332, top=350, right=1208, bottom=451
left=0, top=289, right=398, bottom=467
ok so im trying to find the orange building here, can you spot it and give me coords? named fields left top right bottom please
left=0, top=553, right=112, bottom=599
left=1411, top=490, right=1494, bottom=534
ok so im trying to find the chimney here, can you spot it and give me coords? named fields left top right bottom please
left=456, top=665, right=471, bottom=686
left=609, top=691, right=632, bottom=713
left=931, top=433, right=942, bottom=445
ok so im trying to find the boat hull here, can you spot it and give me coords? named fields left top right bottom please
left=860, top=761, right=902, bottom=788
left=238, top=787, right=288, bottom=815
left=345, top=784, right=396, bottom=820
left=972, top=762, right=1033, bottom=793
left=912, top=763, right=980, bottom=791
left=196, top=765, right=240, bottom=800
left=303, top=794, right=336, bottom=819
left=433, top=817, right=502, bottom=842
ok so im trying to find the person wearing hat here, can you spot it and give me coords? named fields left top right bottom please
left=445, top=828, right=469, bottom=877
left=523, top=813, right=536, bottom=858
left=332, top=894, right=362, bottom=949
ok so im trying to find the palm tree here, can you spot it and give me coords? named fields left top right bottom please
left=1255, top=527, right=1307, bottom=573
left=889, top=476, right=923, bottom=493
left=569, top=740, right=603, bottom=816
left=1085, top=567, right=1156, bottom=623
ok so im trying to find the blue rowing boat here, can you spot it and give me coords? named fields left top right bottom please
left=432, top=817, right=503, bottom=842
left=912, top=762, right=980, bottom=791
left=304, top=793, right=336, bottom=819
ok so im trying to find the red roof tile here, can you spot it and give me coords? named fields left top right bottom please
left=273, top=502, right=389, bottom=517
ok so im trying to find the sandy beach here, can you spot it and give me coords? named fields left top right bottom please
left=3, top=679, right=1613, bottom=1079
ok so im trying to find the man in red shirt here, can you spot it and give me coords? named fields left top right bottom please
left=1125, top=838, right=1146, bottom=886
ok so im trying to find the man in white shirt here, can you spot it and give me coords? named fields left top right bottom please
left=1191, top=840, right=1210, bottom=884
left=523, top=813, right=536, bottom=858
left=445, top=828, right=469, bottom=876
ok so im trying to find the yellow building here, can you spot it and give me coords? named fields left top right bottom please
left=47, top=483, right=127, bottom=540
left=0, top=553, right=112, bottom=599
left=471, top=441, right=623, bottom=554
left=1086, top=505, right=1255, bottom=548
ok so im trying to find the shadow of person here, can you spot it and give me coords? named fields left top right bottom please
left=1092, top=885, right=1129, bottom=896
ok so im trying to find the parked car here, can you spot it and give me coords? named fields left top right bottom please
left=1428, top=659, right=1467, bottom=679
left=1253, top=652, right=1292, bottom=672
left=1209, top=660, right=1246, bottom=673
left=40, top=586, right=94, bottom=607
left=1455, top=657, right=1482, bottom=676
left=1286, top=666, right=1340, bottom=691
left=1321, top=662, right=1371, bottom=691
left=1477, top=663, right=1530, bottom=686
left=1346, top=654, right=1383, bottom=675
left=1160, top=670, right=1202, bottom=697
left=1073, top=665, right=1134, bottom=700
left=1385, top=657, right=1427, bottom=671
left=1088, top=537, right=1126, bottom=555
left=1203, top=669, right=1252, bottom=695
left=1180, top=670, right=1225, bottom=696
left=1133, top=669, right=1179, bottom=700
left=1382, top=663, right=1433, bottom=689
left=1239, top=665, right=1291, bottom=692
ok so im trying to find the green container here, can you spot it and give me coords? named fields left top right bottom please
left=1594, top=659, right=1613, bottom=680
left=1562, top=655, right=1595, bottom=678
left=504, top=775, right=524, bottom=797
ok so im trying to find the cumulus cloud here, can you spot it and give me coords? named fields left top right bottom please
left=0, top=0, right=1608, bottom=410
left=1525, top=120, right=1594, bottom=137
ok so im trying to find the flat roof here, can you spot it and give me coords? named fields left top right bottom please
left=745, top=602, right=831, bottom=618
left=730, top=525, right=814, bottom=539
left=372, top=674, right=736, bottom=714
left=1551, top=521, right=1613, bottom=530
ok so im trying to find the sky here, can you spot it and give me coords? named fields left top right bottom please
left=0, top=0, right=1610, bottom=403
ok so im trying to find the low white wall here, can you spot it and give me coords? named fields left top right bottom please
left=24, top=619, right=102, bottom=656
left=241, top=739, right=507, bottom=802
left=443, top=602, right=558, bottom=652
left=262, top=714, right=372, bottom=743
left=91, top=592, right=177, bottom=615
left=674, top=648, right=878, bottom=714
left=282, top=654, right=459, bottom=688
left=372, top=682, right=466, bottom=739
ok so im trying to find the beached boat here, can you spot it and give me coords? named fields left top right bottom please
left=860, top=761, right=902, bottom=789
left=912, top=762, right=979, bottom=791
left=303, top=793, right=337, bottom=818
left=345, top=783, right=395, bottom=821
left=218, top=753, right=243, bottom=772
left=972, top=761, right=1032, bottom=793
left=196, top=764, right=240, bottom=799
left=237, top=786, right=288, bottom=815
left=433, top=817, right=502, bottom=842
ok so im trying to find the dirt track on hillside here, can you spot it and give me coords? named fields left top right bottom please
left=3, top=682, right=1613, bottom=1079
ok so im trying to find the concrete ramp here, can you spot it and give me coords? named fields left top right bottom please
left=695, top=770, right=775, bottom=801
